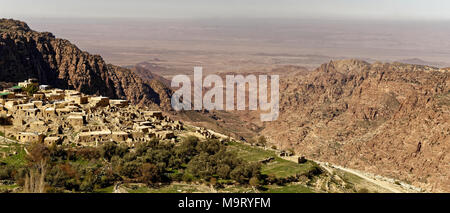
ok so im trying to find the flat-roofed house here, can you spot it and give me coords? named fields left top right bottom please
left=9, top=86, right=23, bottom=93
left=16, top=132, right=44, bottom=143
left=136, top=125, right=150, bottom=133
left=78, top=130, right=112, bottom=146
left=18, top=78, right=39, bottom=88
left=32, top=101, right=43, bottom=107
left=56, top=108, right=71, bottom=116
left=39, top=85, right=51, bottom=90
left=0, top=92, right=15, bottom=100
left=110, top=99, right=129, bottom=108
left=65, top=93, right=88, bottom=105
left=67, top=115, right=85, bottom=127
left=54, top=101, right=69, bottom=109
left=156, top=131, right=175, bottom=140
left=33, top=93, right=46, bottom=101
left=22, top=108, right=40, bottom=117
left=90, top=96, right=110, bottom=107
left=4, top=100, right=18, bottom=110
left=43, top=107, right=56, bottom=118
left=46, top=90, right=65, bottom=101
left=44, top=136, right=62, bottom=146
left=112, top=132, right=129, bottom=142
left=16, top=103, right=35, bottom=110
left=145, top=111, right=163, bottom=120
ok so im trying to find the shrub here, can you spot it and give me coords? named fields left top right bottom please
left=23, top=84, right=39, bottom=96
left=140, top=163, right=160, bottom=185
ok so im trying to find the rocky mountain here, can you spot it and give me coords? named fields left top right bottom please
left=129, top=62, right=172, bottom=87
left=262, top=59, right=449, bottom=192
left=397, top=58, right=450, bottom=68
left=0, top=19, right=172, bottom=109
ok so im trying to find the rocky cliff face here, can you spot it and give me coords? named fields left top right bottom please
left=263, top=59, right=449, bottom=192
left=0, top=19, right=171, bottom=109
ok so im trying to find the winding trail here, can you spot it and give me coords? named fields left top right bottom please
left=282, top=156, right=422, bottom=193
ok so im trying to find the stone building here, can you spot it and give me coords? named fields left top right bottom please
left=90, top=96, right=110, bottom=107
left=18, top=78, right=39, bottom=88
left=156, top=131, right=175, bottom=140
left=111, top=131, right=129, bottom=142
left=44, top=136, right=62, bottom=146
left=16, top=132, right=44, bottom=143
left=110, top=99, right=129, bottom=108
left=66, top=93, right=88, bottom=105
left=0, top=92, right=15, bottom=100
left=78, top=130, right=112, bottom=145
left=33, top=93, right=45, bottom=101
left=67, top=115, right=85, bottom=127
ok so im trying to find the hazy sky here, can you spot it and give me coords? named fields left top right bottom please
left=1, top=0, right=450, bottom=20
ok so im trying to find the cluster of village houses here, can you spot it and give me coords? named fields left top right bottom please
left=0, top=78, right=200, bottom=147
left=0, top=79, right=308, bottom=166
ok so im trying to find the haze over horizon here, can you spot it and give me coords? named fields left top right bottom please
left=2, top=0, right=450, bottom=20
left=2, top=0, right=450, bottom=69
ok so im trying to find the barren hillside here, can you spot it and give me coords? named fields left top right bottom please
left=262, top=59, right=449, bottom=192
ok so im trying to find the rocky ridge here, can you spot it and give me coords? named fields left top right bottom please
left=0, top=19, right=171, bottom=109
left=262, top=59, right=449, bottom=192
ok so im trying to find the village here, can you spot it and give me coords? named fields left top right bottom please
left=0, top=78, right=224, bottom=148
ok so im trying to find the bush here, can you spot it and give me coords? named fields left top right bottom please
left=23, top=84, right=39, bottom=96
left=140, top=163, right=160, bottom=185
left=14, top=136, right=266, bottom=191
left=100, top=142, right=128, bottom=160
left=249, top=177, right=260, bottom=187
left=120, top=161, right=140, bottom=178
left=0, top=164, right=14, bottom=180
left=75, top=147, right=101, bottom=160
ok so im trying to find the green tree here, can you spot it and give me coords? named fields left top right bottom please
left=257, top=136, right=267, bottom=148
left=249, top=177, right=260, bottom=188
left=140, top=163, right=160, bottom=185
left=23, top=84, right=39, bottom=96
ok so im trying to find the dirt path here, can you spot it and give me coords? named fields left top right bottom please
left=282, top=156, right=422, bottom=193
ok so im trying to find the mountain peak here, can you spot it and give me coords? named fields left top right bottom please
left=318, top=59, right=370, bottom=74
left=0, top=18, right=31, bottom=32
left=0, top=19, right=172, bottom=109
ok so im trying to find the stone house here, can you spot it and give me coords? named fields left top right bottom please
left=39, top=85, right=51, bottom=90
left=33, top=93, right=46, bottom=101
left=90, top=96, right=110, bottom=108
left=16, top=132, right=44, bottom=143
left=46, top=93, right=65, bottom=101
left=78, top=130, right=112, bottom=145
left=110, top=99, right=129, bottom=108
left=111, top=132, right=129, bottom=142
left=66, top=94, right=88, bottom=105
left=67, top=115, right=85, bottom=127
left=44, top=136, right=62, bottom=146
left=18, top=78, right=38, bottom=88
left=0, top=92, right=15, bottom=100
left=144, top=111, right=163, bottom=120
left=156, top=131, right=175, bottom=140
left=4, top=100, right=18, bottom=110
left=43, top=107, right=56, bottom=118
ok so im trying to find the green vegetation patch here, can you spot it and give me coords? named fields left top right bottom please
left=0, top=143, right=27, bottom=167
left=262, top=160, right=317, bottom=178
left=227, top=141, right=319, bottom=178
left=264, top=184, right=315, bottom=193
left=127, top=183, right=207, bottom=193
left=4, top=136, right=262, bottom=193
